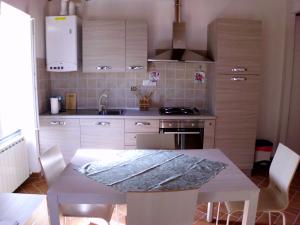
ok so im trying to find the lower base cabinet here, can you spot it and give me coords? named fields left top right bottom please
left=80, top=119, right=124, bottom=149
left=39, top=117, right=216, bottom=162
left=39, top=118, right=80, bottom=163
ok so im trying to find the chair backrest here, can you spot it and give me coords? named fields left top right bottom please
left=126, top=189, right=198, bottom=225
left=39, top=145, right=66, bottom=186
left=269, top=143, right=300, bottom=204
left=136, top=134, right=176, bottom=150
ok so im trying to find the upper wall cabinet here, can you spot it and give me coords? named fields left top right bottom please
left=126, top=21, right=148, bottom=72
left=82, top=20, right=147, bottom=73
left=208, top=18, right=262, bottom=75
left=83, top=20, right=126, bottom=73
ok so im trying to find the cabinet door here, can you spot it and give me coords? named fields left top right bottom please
left=126, top=21, right=147, bottom=72
left=203, top=120, right=215, bottom=149
left=83, top=20, right=125, bottom=73
left=214, top=75, right=260, bottom=169
left=211, top=19, right=262, bottom=75
left=39, top=118, right=80, bottom=163
left=80, top=119, right=124, bottom=149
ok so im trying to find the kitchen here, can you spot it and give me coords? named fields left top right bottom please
left=0, top=0, right=300, bottom=225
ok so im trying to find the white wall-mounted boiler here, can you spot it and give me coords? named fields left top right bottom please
left=46, top=16, right=81, bottom=72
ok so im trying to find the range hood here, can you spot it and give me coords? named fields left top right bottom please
left=148, top=0, right=212, bottom=63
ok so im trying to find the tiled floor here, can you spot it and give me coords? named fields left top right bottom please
left=15, top=167, right=300, bottom=225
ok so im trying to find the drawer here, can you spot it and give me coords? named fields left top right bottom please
left=80, top=119, right=124, bottom=129
left=125, top=119, right=159, bottom=132
left=39, top=118, right=80, bottom=128
left=125, top=133, right=137, bottom=146
left=125, top=145, right=136, bottom=150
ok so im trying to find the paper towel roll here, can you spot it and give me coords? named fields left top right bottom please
left=50, top=97, right=59, bottom=114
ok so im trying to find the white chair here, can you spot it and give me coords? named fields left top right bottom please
left=136, top=133, right=176, bottom=150
left=126, top=189, right=199, bottom=225
left=39, top=145, right=115, bottom=225
left=215, top=143, right=300, bottom=225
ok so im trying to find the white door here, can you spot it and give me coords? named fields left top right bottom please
left=286, top=15, right=300, bottom=154
left=0, top=1, right=39, bottom=171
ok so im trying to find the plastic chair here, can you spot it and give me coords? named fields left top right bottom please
left=39, top=145, right=115, bottom=225
left=136, top=133, right=176, bottom=150
left=126, top=189, right=199, bottom=225
left=215, top=143, right=300, bottom=225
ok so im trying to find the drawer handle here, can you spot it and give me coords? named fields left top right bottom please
left=128, top=65, right=144, bottom=70
left=50, top=121, right=66, bottom=126
left=135, top=122, right=151, bottom=126
left=96, top=66, right=112, bottom=71
left=230, top=77, right=247, bottom=81
left=232, top=67, right=247, bottom=72
left=97, top=122, right=111, bottom=126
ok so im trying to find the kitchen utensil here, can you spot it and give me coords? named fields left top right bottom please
left=65, top=93, right=77, bottom=110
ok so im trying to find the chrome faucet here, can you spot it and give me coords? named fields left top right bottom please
left=98, top=93, right=108, bottom=112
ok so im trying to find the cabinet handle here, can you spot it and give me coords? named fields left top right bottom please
left=232, top=67, right=247, bottom=72
left=96, top=66, right=112, bottom=71
left=97, top=121, right=111, bottom=126
left=128, top=65, right=144, bottom=70
left=135, top=122, right=151, bottom=126
left=50, top=121, right=66, bottom=126
left=230, top=77, right=247, bottom=81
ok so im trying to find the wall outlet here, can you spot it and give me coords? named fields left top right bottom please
left=130, top=86, right=137, bottom=91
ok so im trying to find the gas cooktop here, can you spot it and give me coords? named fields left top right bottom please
left=159, top=107, right=200, bottom=115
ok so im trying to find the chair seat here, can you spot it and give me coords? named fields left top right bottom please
left=61, top=203, right=114, bottom=221
left=225, top=187, right=287, bottom=213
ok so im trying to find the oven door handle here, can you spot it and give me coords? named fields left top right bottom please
left=162, top=131, right=202, bottom=134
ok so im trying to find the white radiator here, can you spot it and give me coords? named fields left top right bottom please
left=0, top=136, right=30, bottom=192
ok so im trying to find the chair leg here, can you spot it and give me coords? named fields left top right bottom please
left=268, top=212, right=271, bottom=225
left=115, top=204, right=119, bottom=225
left=216, top=202, right=221, bottom=225
left=226, top=213, right=231, bottom=225
left=280, top=211, right=286, bottom=225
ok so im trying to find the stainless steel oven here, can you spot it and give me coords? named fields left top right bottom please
left=159, top=120, right=204, bottom=149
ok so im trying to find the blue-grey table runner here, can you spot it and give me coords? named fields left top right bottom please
left=75, top=150, right=227, bottom=192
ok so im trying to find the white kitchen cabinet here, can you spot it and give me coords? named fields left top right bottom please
left=124, top=119, right=159, bottom=149
left=208, top=18, right=261, bottom=170
left=126, top=21, right=148, bottom=72
left=39, top=118, right=80, bottom=163
left=80, top=119, right=124, bottom=149
left=82, top=20, right=147, bottom=73
left=203, top=120, right=215, bottom=149
left=82, top=20, right=126, bottom=73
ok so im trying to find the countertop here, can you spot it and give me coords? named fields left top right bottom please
left=40, top=108, right=216, bottom=120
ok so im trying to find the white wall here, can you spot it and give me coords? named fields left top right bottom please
left=48, top=0, right=288, bottom=146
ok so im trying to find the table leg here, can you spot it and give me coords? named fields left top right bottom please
left=206, top=202, right=213, bottom=222
left=47, top=194, right=61, bottom=225
left=241, top=193, right=259, bottom=225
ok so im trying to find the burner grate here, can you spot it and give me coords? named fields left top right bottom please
left=159, top=107, right=196, bottom=115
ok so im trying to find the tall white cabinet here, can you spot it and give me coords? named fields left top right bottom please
left=208, top=18, right=262, bottom=170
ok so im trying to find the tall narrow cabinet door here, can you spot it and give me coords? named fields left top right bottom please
left=83, top=20, right=125, bottom=73
left=215, top=75, right=260, bottom=169
left=126, top=21, right=147, bottom=72
left=208, top=19, right=262, bottom=75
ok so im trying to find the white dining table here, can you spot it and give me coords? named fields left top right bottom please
left=47, top=149, right=259, bottom=225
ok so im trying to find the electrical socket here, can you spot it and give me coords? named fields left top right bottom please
left=130, top=86, right=137, bottom=91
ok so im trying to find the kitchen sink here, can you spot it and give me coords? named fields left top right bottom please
left=98, top=109, right=125, bottom=115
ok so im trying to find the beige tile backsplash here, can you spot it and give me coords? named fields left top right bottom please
left=48, top=62, right=208, bottom=110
